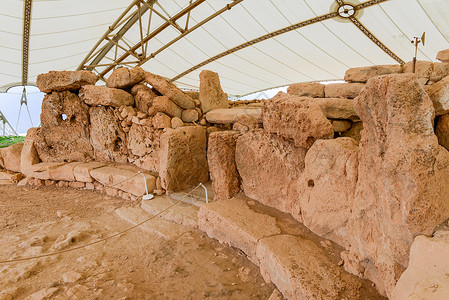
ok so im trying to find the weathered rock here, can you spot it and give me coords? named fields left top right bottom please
left=198, top=196, right=280, bottom=263
left=91, top=166, right=156, bottom=196
left=106, top=66, right=145, bottom=89
left=181, top=109, right=199, bottom=123
left=341, top=121, right=363, bottom=143
left=89, top=106, right=127, bottom=163
left=79, top=85, right=134, bottom=107
left=295, top=138, right=359, bottom=248
left=436, top=49, right=449, bottom=62
left=429, top=62, right=449, bottom=83
left=48, top=162, right=82, bottom=181
left=199, top=70, right=228, bottom=113
left=391, top=231, right=449, bottom=300
left=287, top=82, right=325, bottom=98
left=208, top=131, right=241, bottom=201
left=141, top=196, right=199, bottom=228
left=184, top=90, right=200, bottom=100
left=344, top=65, right=401, bottom=83
left=29, top=162, right=65, bottom=180
left=0, top=171, right=23, bottom=184
left=159, top=126, right=209, bottom=192
left=34, top=91, right=93, bottom=162
left=73, top=161, right=106, bottom=182
left=436, top=114, right=449, bottom=150
left=132, top=84, right=156, bottom=113
left=256, top=235, right=363, bottom=300
left=309, top=97, right=359, bottom=120
left=346, top=74, right=449, bottom=296
left=0, top=142, right=23, bottom=173
left=36, top=70, right=97, bottom=93
left=325, top=82, right=365, bottom=99
left=170, top=117, right=184, bottom=129
left=127, top=123, right=160, bottom=157
left=26, top=287, right=59, bottom=300
left=262, top=92, right=333, bottom=148
left=205, top=108, right=262, bottom=124
left=152, top=112, right=171, bottom=129
left=402, top=60, right=433, bottom=85
left=331, top=119, right=351, bottom=132
left=145, top=72, right=195, bottom=109
left=235, top=130, right=306, bottom=213
left=424, top=75, right=449, bottom=115
left=21, top=128, right=40, bottom=176
left=150, top=96, right=183, bottom=119
left=0, top=151, right=3, bottom=169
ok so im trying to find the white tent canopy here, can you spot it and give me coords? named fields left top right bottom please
left=1, top=0, right=449, bottom=96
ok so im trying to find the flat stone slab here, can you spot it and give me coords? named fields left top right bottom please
left=115, top=206, right=191, bottom=239
left=256, top=234, right=364, bottom=300
left=198, top=196, right=281, bottom=263
left=73, top=162, right=107, bottom=182
left=141, top=196, right=199, bottom=228
left=48, top=162, right=83, bottom=181
left=91, top=166, right=156, bottom=196
left=205, top=108, right=262, bottom=124
left=29, top=162, right=67, bottom=180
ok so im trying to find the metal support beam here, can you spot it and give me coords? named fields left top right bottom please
left=22, top=0, right=32, bottom=86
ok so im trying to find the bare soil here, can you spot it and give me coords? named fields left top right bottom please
left=0, top=184, right=275, bottom=299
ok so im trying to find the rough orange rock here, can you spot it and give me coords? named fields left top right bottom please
left=36, top=70, right=97, bottom=93
left=73, top=161, right=106, bottom=182
left=235, top=130, right=306, bottom=213
left=34, top=91, right=93, bottom=162
left=341, top=121, right=363, bottom=143
left=402, top=60, right=433, bottom=85
left=262, top=92, right=333, bottom=148
left=106, top=66, right=145, bottom=89
left=127, top=123, right=158, bottom=157
left=150, top=96, right=183, bottom=118
left=436, top=114, right=449, bottom=150
left=344, top=65, right=401, bottom=83
left=132, top=84, right=156, bottom=113
left=424, top=75, right=449, bottom=115
left=287, top=82, right=325, bottom=98
left=324, top=82, right=365, bottom=99
left=181, top=109, right=199, bottom=123
left=205, top=108, right=262, bottom=124
left=145, top=72, right=195, bottom=109
left=21, top=127, right=40, bottom=177
left=436, top=49, right=449, bottom=63
left=207, top=131, right=241, bottom=201
left=199, top=70, right=228, bottom=113
left=0, top=142, right=23, bottom=173
left=346, top=73, right=449, bottom=296
left=152, top=112, right=171, bottom=129
left=309, top=97, right=359, bottom=120
left=159, top=126, right=209, bottom=192
left=429, top=62, right=449, bottom=82
left=79, top=85, right=134, bottom=107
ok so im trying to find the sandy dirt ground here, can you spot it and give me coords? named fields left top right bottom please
left=0, top=184, right=275, bottom=299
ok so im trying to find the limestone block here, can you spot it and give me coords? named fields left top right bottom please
left=0, top=143, right=23, bottom=173
left=235, top=130, right=306, bottom=213
left=262, top=92, right=333, bottom=148
left=36, top=70, right=97, bottom=93
left=152, top=112, right=171, bottom=129
left=325, top=82, right=365, bottom=99
left=205, top=108, right=262, bottom=124
left=309, top=97, right=359, bottom=120
left=181, top=109, right=199, bottom=123
left=331, top=119, right=351, bottom=132
left=436, top=49, right=449, bottom=62
left=199, top=70, right=228, bottom=113
left=436, top=114, right=449, bottom=150
left=48, top=162, right=83, bottom=181
left=170, top=117, right=184, bottom=129
left=133, top=84, right=156, bottom=113
left=287, top=82, right=325, bottom=98
left=79, top=85, right=134, bottom=107
left=151, top=96, right=183, bottom=118
left=29, top=162, right=66, bottom=180
left=198, top=196, right=280, bottom=263
left=207, top=131, right=241, bottom=201
left=73, top=162, right=106, bottom=182
left=21, top=128, right=40, bottom=176
left=429, top=62, right=449, bottom=83
left=402, top=60, right=433, bottom=85
left=424, top=75, right=449, bottom=115
left=184, top=90, right=200, bottom=100
left=344, top=65, right=401, bottom=83
left=106, top=66, right=145, bottom=89
left=341, top=121, right=363, bottom=144
left=145, top=72, right=195, bottom=109
left=91, top=166, right=156, bottom=196
left=159, top=126, right=209, bottom=192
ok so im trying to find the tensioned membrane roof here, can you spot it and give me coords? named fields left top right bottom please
left=1, top=0, right=449, bottom=96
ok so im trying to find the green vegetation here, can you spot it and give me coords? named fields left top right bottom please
left=0, top=136, right=25, bottom=148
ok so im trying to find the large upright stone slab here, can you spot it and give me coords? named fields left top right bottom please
left=287, top=82, right=324, bottom=98
left=34, top=91, right=94, bottom=162
left=21, top=128, right=40, bottom=176
left=79, top=85, right=134, bottom=107
left=199, top=70, right=228, bottom=113
left=346, top=73, right=449, bottom=297
left=0, top=142, right=23, bottom=173
left=235, top=130, right=306, bottom=213
left=159, top=126, right=209, bottom=192
left=344, top=65, right=401, bottom=83
left=207, top=131, right=240, bottom=201
left=106, top=66, right=145, bottom=89
left=145, top=72, right=195, bottom=109
left=262, top=92, right=333, bottom=148
left=36, top=70, right=97, bottom=93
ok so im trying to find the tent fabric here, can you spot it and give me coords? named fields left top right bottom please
left=1, top=0, right=448, bottom=96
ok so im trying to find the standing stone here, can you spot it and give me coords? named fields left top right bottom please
left=295, top=138, right=359, bottom=248
left=79, top=85, right=134, bottom=107
left=159, top=126, right=209, bottom=191
left=207, top=131, right=241, bottom=201
left=324, top=83, right=365, bottom=99
left=0, top=143, right=23, bottom=173
left=287, top=82, right=325, bottom=98
left=21, top=127, right=40, bottom=176
left=344, top=65, right=401, bottom=83
left=89, top=106, right=128, bottom=163
left=34, top=91, right=93, bottom=162
left=436, top=114, right=449, bottom=150
left=436, top=49, right=449, bottom=63
left=150, top=96, right=183, bottom=118
left=145, top=72, right=195, bottom=109
left=235, top=130, right=306, bottom=213
left=346, top=74, right=449, bottom=297
left=36, top=70, right=97, bottom=93
left=106, top=66, right=145, bottom=89
left=262, top=92, right=333, bottom=148
left=199, top=70, right=228, bottom=113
